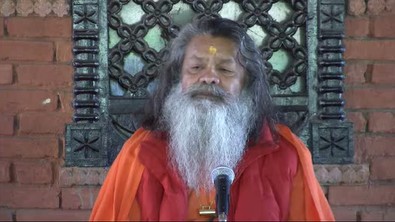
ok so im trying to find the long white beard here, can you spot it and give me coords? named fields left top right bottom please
left=162, top=84, right=255, bottom=191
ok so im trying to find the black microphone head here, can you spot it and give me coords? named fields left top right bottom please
left=211, top=166, right=235, bottom=184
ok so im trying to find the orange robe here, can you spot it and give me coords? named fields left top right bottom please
left=90, top=125, right=334, bottom=221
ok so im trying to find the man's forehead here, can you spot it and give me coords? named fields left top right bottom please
left=187, top=54, right=236, bottom=64
left=188, top=35, right=237, bottom=50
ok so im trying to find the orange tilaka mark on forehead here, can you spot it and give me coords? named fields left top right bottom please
left=209, top=46, right=217, bottom=55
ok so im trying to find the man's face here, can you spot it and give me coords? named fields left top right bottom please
left=180, top=35, right=246, bottom=98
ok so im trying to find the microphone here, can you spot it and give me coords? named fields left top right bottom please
left=211, top=166, right=235, bottom=222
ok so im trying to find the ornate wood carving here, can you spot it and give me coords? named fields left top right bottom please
left=66, top=0, right=353, bottom=166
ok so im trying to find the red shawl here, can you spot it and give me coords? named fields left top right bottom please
left=90, top=125, right=334, bottom=221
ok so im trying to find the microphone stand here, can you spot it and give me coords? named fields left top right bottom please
left=211, top=166, right=235, bottom=222
left=218, top=212, right=228, bottom=222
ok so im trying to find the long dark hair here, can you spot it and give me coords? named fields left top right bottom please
left=142, top=17, right=278, bottom=142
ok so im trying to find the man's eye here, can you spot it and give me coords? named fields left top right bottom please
left=218, top=68, right=234, bottom=75
left=189, top=66, right=202, bottom=73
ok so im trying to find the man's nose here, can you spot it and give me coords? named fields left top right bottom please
left=198, top=68, right=220, bottom=85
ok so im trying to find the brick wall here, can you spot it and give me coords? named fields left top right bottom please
left=334, top=0, right=395, bottom=220
left=0, top=0, right=395, bottom=221
left=0, top=0, right=88, bottom=220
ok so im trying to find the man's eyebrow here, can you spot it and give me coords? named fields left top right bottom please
left=218, top=58, right=236, bottom=64
left=188, top=55, right=236, bottom=64
left=189, top=55, right=204, bottom=61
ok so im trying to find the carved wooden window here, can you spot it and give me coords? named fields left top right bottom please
left=66, top=0, right=353, bottom=167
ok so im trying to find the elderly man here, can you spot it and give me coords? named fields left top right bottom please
left=90, top=18, right=334, bottom=221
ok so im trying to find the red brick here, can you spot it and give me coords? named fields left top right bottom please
left=0, top=184, right=59, bottom=208
left=16, top=209, right=90, bottom=221
left=361, top=209, right=384, bottom=221
left=373, top=14, right=395, bottom=37
left=0, top=208, right=14, bottom=221
left=331, top=206, right=357, bottom=221
left=0, top=90, right=57, bottom=113
left=0, top=40, right=53, bottom=62
left=17, top=64, right=72, bottom=87
left=385, top=209, right=395, bottom=221
left=354, top=135, right=367, bottom=163
left=62, top=187, right=100, bottom=209
left=345, top=17, right=370, bottom=37
left=371, top=157, right=395, bottom=180
left=329, top=185, right=395, bottom=205
left=58, top=90, right=73, bottom=113
left=367, top=0, right=386, bottom=15
left=55, top=40, right=72, bottom=62
left=0, top=18, right=4, bottom=37
left=14, top=160, right=53, bottom=184
left=6, top=17, right=71, bottom=38
left=0, top=64, right=13, bottom=85
left=356, top=135, right=395, bottom=157
left=348, top=0, right=366, bottom=16
left=346, top=112, right=366, bottom=132
left=0, top=115, right=14, bottom=135
left=344, top=88, right=395, bottom=109
left=345, top=63, right=367, bottom=84
left=386, top=0, right=395, bottom=12
left=368, top=112, right=395, bottom=133
left=0, top=137, right=58, bottom=158
left=0, top=161, right=11, bottom=182
left=344, top=40, right=395, bottom=61
left=371, top=63, right=395, bottom=84
left=59, top=167, right=108, bottom=187
left=60, top=137, right=66, bottom=158
left=19, top=112, right=71, bottom=134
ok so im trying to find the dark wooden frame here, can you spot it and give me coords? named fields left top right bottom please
left=65, top=0, right=353, bottom=167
